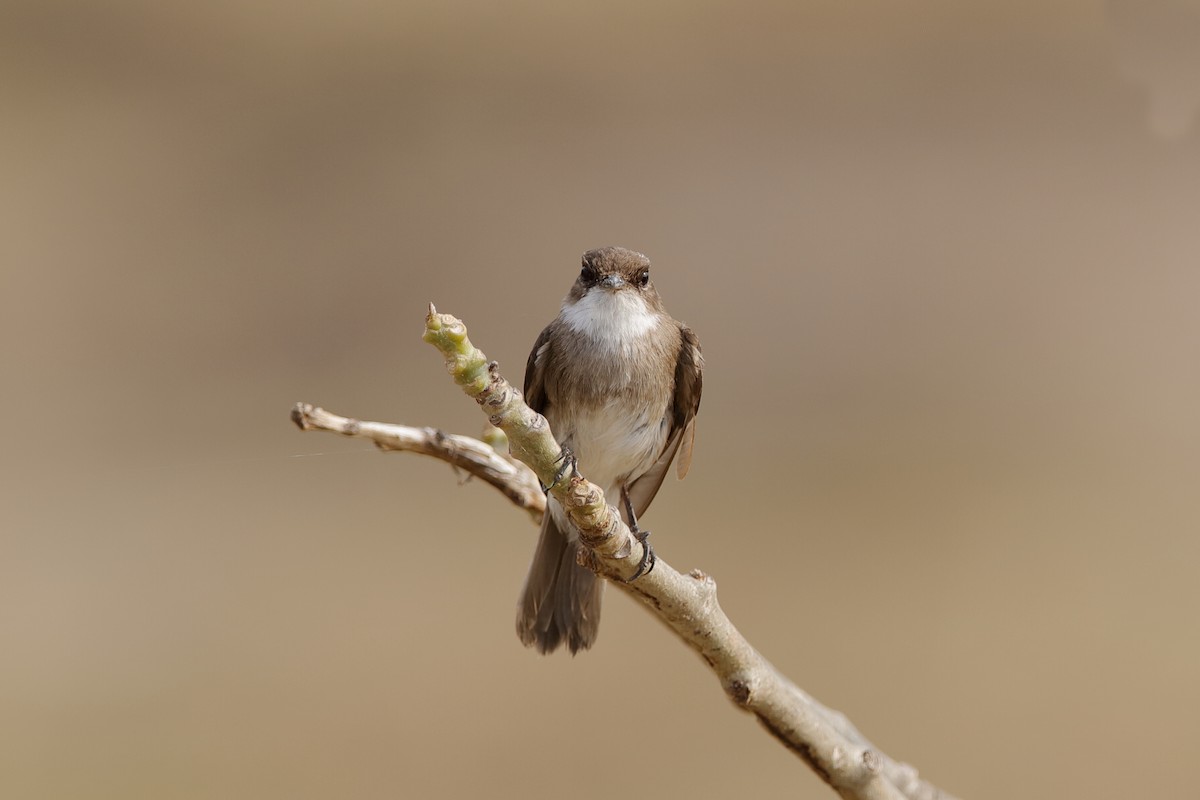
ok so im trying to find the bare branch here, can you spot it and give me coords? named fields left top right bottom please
left=290, top=402, right=544, bottom=521
left=291, top=304, right=959, bottom=800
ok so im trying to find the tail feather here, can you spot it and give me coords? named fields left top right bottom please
left=516, top=512, right=603, bottom=654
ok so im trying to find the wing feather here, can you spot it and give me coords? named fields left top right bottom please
left=624, top=324, right=703, bottom=519
left=523, top=324, right=554, bottom=415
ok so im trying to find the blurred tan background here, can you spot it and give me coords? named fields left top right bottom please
left=2, top=1, right=1198, bottom=798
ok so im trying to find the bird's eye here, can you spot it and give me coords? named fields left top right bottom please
left=637, top=269, right=650, bottom=287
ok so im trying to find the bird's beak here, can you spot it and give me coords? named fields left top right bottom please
left=599, top=275, right=625, bottom=290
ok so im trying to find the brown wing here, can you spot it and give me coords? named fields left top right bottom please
left=523, top=323, right=554, bottom=416
left=624, top=324, right=704, bottom=519
left=671, top=325, right=703, bottom=478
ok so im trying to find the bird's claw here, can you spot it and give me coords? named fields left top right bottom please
left=541, top=445, right=578, bottom=493
left=626, top=526, right=656, bottom=581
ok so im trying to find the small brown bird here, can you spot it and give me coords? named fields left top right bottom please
left=516, top=246, right=703, bottom=654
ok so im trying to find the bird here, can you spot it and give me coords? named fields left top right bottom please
left=515, top=246, right=703, bottom=654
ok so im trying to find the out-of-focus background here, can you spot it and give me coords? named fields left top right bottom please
left=3, top=1, right=1198, bottom=798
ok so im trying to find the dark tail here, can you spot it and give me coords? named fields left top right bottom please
left=516, top=512, right=603, bottom=654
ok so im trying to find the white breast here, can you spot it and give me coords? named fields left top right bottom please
left=560, top=289, right=658, bottom=352
left=562, top=401, right=668, bottom=488
left=547, top=401, right=671, bottom=537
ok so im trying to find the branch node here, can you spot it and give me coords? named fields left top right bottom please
left=484, top=386, right=508, bottom=407
left=566, top=480, right=592, bottom=507
left=725, top=673, right=756, bottom=707
left=290, top=402, right=314, bottom=430
left=689, top=569, right=717, bottom=604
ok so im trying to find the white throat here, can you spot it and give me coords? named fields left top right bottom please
left=561, top=289, right=658, bottom=350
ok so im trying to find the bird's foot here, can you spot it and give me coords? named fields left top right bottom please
left=619, top=485, right=655, bottom=580
left=626, top=525, right=656, bottom=581
left=541, top=445, right=578, bottom=493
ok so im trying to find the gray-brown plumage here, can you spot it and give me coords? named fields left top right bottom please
left=516, top=246, right=703, bottom=654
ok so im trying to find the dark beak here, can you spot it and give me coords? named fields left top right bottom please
left=599, top=275, right=625, bottom=290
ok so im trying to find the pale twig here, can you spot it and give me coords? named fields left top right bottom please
left=289, top=402, right=544, bottom=522
left=289, top=305, right=959, bottom=800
